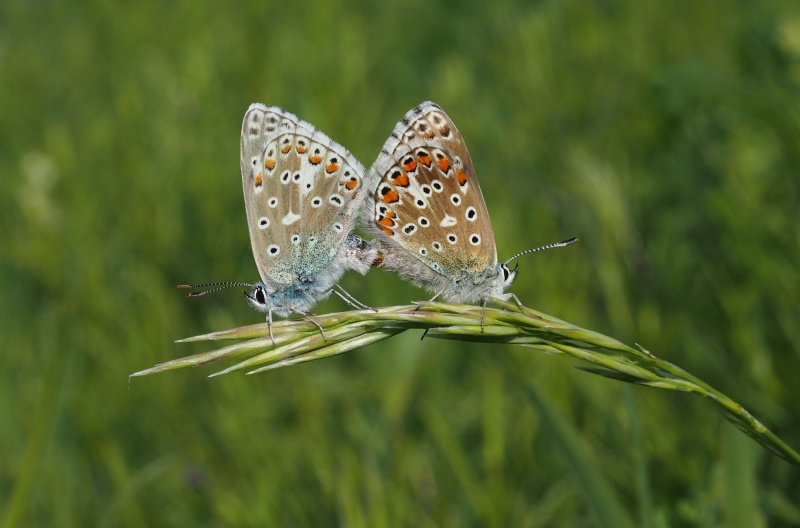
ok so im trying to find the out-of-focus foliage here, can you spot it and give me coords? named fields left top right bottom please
left=1, top=0, right=798, bottom=525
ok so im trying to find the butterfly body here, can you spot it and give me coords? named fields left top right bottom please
left=244, top=234, right=375, bottom=316
left=240, top=104, right=376, bottom=318
left=372, top=240, right=514, bottom=304
left=366, top=102, right=517, bottom=304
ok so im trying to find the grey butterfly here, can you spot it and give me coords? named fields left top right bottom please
left=182, top=104, right=377, bottom=338
left=365, top=101, right=577, bottom=312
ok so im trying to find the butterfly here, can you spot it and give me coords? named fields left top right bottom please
left=181, top=104, right=377, bottom=340
left=365, top=101, right=577, bottom=320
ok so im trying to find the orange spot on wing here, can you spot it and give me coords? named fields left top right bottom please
left=403, top=159, right=417, bottom=172
left=457, top=169, right=468, bottom=186
left=392, top=172, right=409, bottom=187
left=264, top=158, right=276, bottom=170
left=254, top=173, right=263, bottom=187
left=309, top=155, right=323, bottom=164
left=379, top=226, right=394, bottom=236
left=438, top=158, right=451, bottom=173
left=326, top=163, right=339, bottom=174
left=377, top=216, right=395, bottom=227
left=382, top=189, right=399, bottom=203
left=345, top=178, right=359, bottom=190
left=281, top=144, right=291, bottom=154
left=296, top=145, right=308, bottom=154
left=418, top=153, right=432, bottom=167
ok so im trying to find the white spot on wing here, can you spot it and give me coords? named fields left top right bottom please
left=440, top=215, right=457, bottom=227
left=282, top=211, right=301, bottom=225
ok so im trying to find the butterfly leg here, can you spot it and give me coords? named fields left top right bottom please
left=427, top=278, right=453, bottom=303
left=333, top=284, right=375, bottom=311
left=296, top=311, right=327, bottom=340
left=480, top=296, right=489, bottom=333
left=416, top=276, right=456, bottom=312
left=267, top=308, right=275, bottom=346
left=506, top=293, right=543, bottom=320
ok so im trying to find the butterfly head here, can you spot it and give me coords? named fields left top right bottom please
left=244, top=282, right=271, bottom=313
left=498, top=261, right=518, bottom=290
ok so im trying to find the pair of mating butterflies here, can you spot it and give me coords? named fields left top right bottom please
left=183, top=102, right=577, bottom=331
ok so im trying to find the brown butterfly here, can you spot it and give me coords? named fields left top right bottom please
left=365, top=101, right=577, bottom=314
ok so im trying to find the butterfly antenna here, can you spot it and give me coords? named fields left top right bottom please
left=503, top=237, right=579, bottom=265
left=177, top=281, right=254, bottom=298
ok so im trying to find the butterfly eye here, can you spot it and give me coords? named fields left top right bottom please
left=255, top=287, right=266, bottom=305
left=500, top=263, right=518, bottom=286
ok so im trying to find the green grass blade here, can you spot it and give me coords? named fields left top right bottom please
left=133, top=302, right=800, bottom=467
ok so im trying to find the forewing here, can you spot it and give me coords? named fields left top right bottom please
left=370, top=102, right=497, bottom=277
left=241, top=104, right=366, bottom=285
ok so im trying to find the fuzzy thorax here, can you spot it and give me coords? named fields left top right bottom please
left=372, top=238, right=517, bottom=304
left=246, top=235, right=377, bottom=316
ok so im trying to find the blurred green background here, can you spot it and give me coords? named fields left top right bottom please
left=2, top=0, right=799, bottom=525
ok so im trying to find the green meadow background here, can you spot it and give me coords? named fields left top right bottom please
left=2, top=0, right=800, bottom=525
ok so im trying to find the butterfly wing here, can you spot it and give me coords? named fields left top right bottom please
left=368, top=102, right=498, bottom=278
left=240, top=104, right=367, bottom=286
